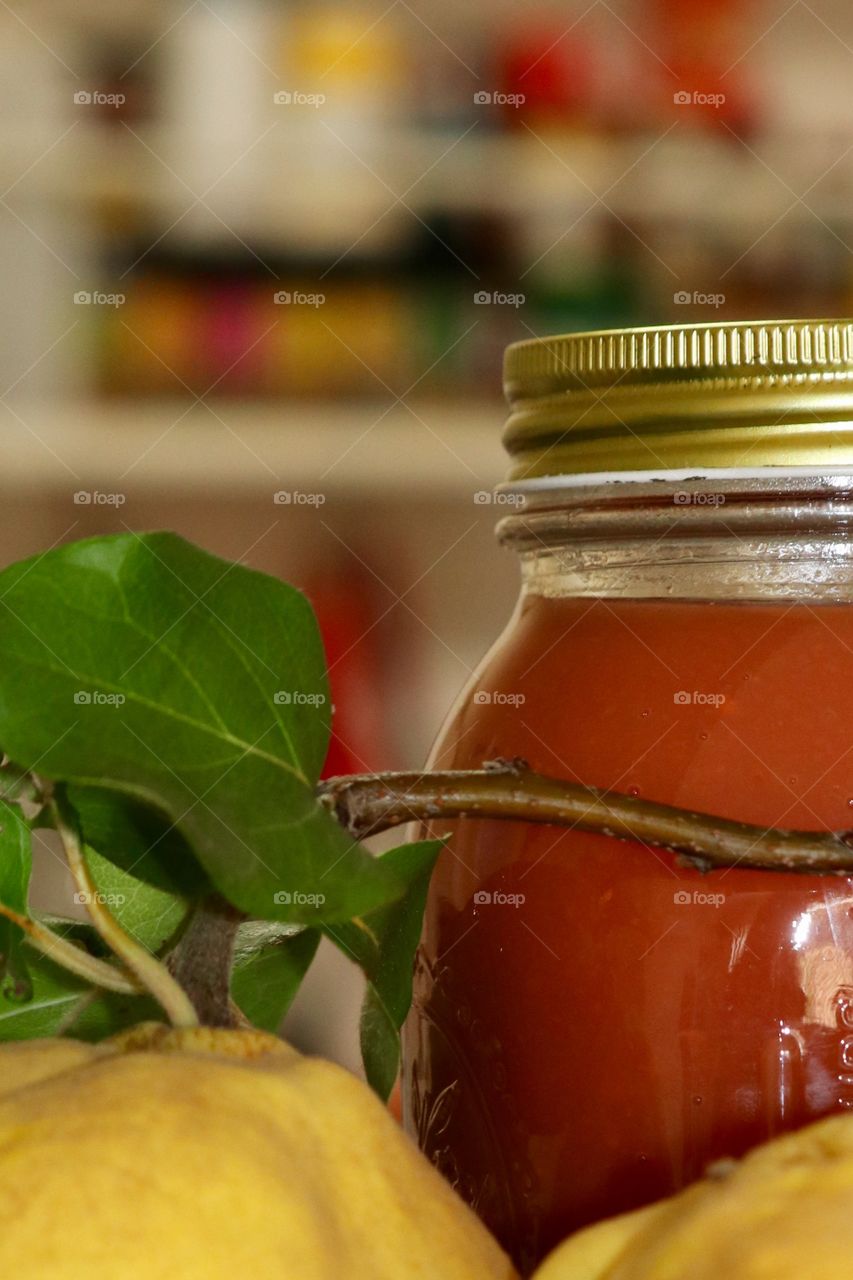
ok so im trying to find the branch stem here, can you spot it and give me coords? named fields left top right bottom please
left=320, top=762, right=853, bottom=875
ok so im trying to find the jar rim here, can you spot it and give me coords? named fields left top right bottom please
left=498, top=464, right=853, bottom=493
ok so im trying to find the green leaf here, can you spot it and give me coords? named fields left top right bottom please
left=0, top=532, right=424, bottom=924
left=67, top=786, right=207, bottom=898
left=231, top=922, right=320, bottom=1032
left=0, top=919, right=319, bottom=1043
left=0, top=849, right=188, bottom=1042
left=323, top=840, right=442, bottom=1098
left=0, top=951, right=90, bottom=1039
left=0, top=939, right=157, bottom=1041
left=85, top=845, right=188, bottom=952
left=0, top=799, right=32, bottom=1001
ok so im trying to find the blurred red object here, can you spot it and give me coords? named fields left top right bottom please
left=497, top=20, right=598, bottom=128
left=655, top=0, right=756, bottom=133
left=306, top=564, right=392, bottom=779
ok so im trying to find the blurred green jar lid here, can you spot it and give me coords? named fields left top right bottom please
left=503, top=319, right=853, bottom=479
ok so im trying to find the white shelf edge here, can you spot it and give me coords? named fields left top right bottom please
left=0, top=399, right=506, bottom=498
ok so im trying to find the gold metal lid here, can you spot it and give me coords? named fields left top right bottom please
left=502, top=319, right=853, bottom=479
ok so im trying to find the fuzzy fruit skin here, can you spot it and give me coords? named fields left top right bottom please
left=0, top=1024, right=517, bottom=1280
left=532, top=1204, right=666, bottom=1280
left=534, top=1109, right=853, bottom=1280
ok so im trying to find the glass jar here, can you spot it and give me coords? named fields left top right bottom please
left=402, top=320, right=853, bottom=1276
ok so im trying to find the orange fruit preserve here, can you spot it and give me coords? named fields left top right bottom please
left=402, top=321, right=853, bottom=1274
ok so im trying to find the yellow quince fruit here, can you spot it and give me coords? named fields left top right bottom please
left=535, top=1110, right=853, bottom=1280
left=0, top=1023, right=516, bottom=1280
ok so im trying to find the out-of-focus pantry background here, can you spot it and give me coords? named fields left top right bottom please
left=4, top=0, right=853, bottom=1062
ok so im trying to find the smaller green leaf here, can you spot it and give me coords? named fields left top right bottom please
left=67, top=787, right=208, bottom=899
left=0, top=942, right=157, bottom=1041
left=231, top=923, right=320, bottom=1032
left=85, top=846, right=189, bottom=952
left=70, top=987, right=161, bottom=1040
left=323, top=839, right=442, bottom=1098
left=0, top=951, right=87, bottom=1039
left=0, top=799, right=32, bottom=1001
left=0, top=845, right=188, bottom=1041
left=359, top=987, right=399, bottom=1101
left=0, top=917, right=319, bottom=1043
left=2, top=945, right=31, bottom=1004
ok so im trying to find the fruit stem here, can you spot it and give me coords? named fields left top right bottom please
left=52, top=799, right=199, bottom=1028
left=0, top=902, right=140, bottom=994
left=166, top=894, right=245, bottom=1028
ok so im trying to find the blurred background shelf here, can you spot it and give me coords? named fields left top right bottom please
left=1, top=399, right=504, bottom=493
left=12, top=126, right=853, bottom=232
left=7, top=0, right=853, bottom=409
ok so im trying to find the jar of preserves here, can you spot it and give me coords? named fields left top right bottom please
left=402, top=320, right=853, bottom=1275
